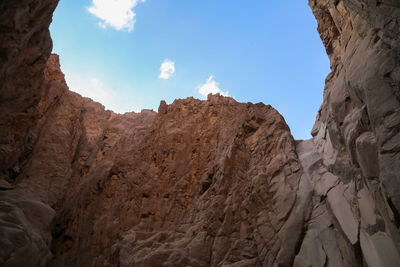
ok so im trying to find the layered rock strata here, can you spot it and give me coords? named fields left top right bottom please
left=0, top=0, right=399, bottom=266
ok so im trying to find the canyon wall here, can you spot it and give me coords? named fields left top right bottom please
left=0, top=0, right=59, bottom=183
left=0, top=0, right=399, bottom=266
left=296, top=1, right=400, bottom=266
left=2, top=53, right=310, bottom=266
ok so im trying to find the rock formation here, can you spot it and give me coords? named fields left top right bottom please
left=0, top=0, right=399, bottom=266
left=296, top=1, right=400, bottom=266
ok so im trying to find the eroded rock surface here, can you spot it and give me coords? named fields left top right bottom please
left=0, top=0, right=59, bottom=184
left=2, top=54, right=307, bottom=266
left=0, top=0, right=399, bottom=266
left=295, top=1, right=400, bottom=267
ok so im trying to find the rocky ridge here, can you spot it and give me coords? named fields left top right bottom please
left=0, top=0, right=399, bottom=266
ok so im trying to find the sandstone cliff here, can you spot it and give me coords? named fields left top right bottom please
left=0, top=0, right=399, bottom=267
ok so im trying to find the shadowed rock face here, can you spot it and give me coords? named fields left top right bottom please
left=0, top=0, right=59, bottom=183
left=295, top=1, right=400, bottom=266
left=0, top=0, right=399, bottom=267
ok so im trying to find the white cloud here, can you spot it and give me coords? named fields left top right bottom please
left=88, top=0, right=146, bottom=32
left=197, top=75, right=228, bottom=98
left=64, top=70, right=140, bottom=114
left=159, top=59, right=175, bottom=80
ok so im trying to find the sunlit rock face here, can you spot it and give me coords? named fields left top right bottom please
left=2, top=55, right=307, bottom=266
left=0, top=0, right=399, bottom=266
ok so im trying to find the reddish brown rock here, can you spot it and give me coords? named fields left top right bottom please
left=0, top=0, right=59, bottom=184
left=48, top=91, right=307, bottom=266
left=2, top=53, right=307, bottom=266
left=1, top=0, right=400, bottom=267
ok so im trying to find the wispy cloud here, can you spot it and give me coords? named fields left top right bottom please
left=197, top=75, right=228, bottom=98
left=64, top=70, right=139, bottom=114
left=98, top=22, right=107, bottom=30
left=88, top=0, right=146, bottom=32
left=159, top=59, right=175, bottom=80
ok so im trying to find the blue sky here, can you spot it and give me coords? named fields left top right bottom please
left=50, top=0, right=330, bottom=140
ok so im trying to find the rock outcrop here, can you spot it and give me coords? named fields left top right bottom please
left=0, top=0, right=59, bottom=183
left=295, top=1, right=400, bottom=266
left=0, top=0, right=399, bottom=266
left=2, top=54, right=309, bottom=266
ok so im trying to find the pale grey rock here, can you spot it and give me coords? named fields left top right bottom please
left=360, top=230, right=400, bottom=267
left=294, top=237, right=326, bottom=267
left=305, top=0, right=400, bottom=265
left=327, top=183, right=359, bottom=245
left=356, top=132, right=379, bottom=179
left=358, top=187, right=377, bottom=227
left=295, top=139, right=360, bottom=267
left=315, top=172, right=338, bottom=196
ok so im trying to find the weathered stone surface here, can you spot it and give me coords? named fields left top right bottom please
left=45, top=88, right=306, bottom=266
left=1, top=52, right=307, bottom=266
left=294, top=139, right=360, bottom=267
left=0, top=194, right=55, bottom=267
left=360, top=230, right=400, bottom=267
left=1, top=0, right=400, bottom=266
left=327, top=183, right=359, bottom=245
left=356, top=131, right=379, bottom=179
left=310, top=0, right=400, bottom=209
left=0, top=0, right=59, bottom=183
left=295, top=0, right=400, bottom=266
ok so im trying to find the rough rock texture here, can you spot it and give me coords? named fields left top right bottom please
left=0, top=1, right=59, bottom=266
left=0, top=0, right=59, bottom=184
left=295, top=0, right=400, bottom=266
left=48, top=85, right=309, bottom=267
left=0, top=0, right=400, bottom=267
left=2, top=55, right=308, bottom=266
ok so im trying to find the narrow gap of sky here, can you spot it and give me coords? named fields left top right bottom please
left=49, top=0, right=330, bottom=140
